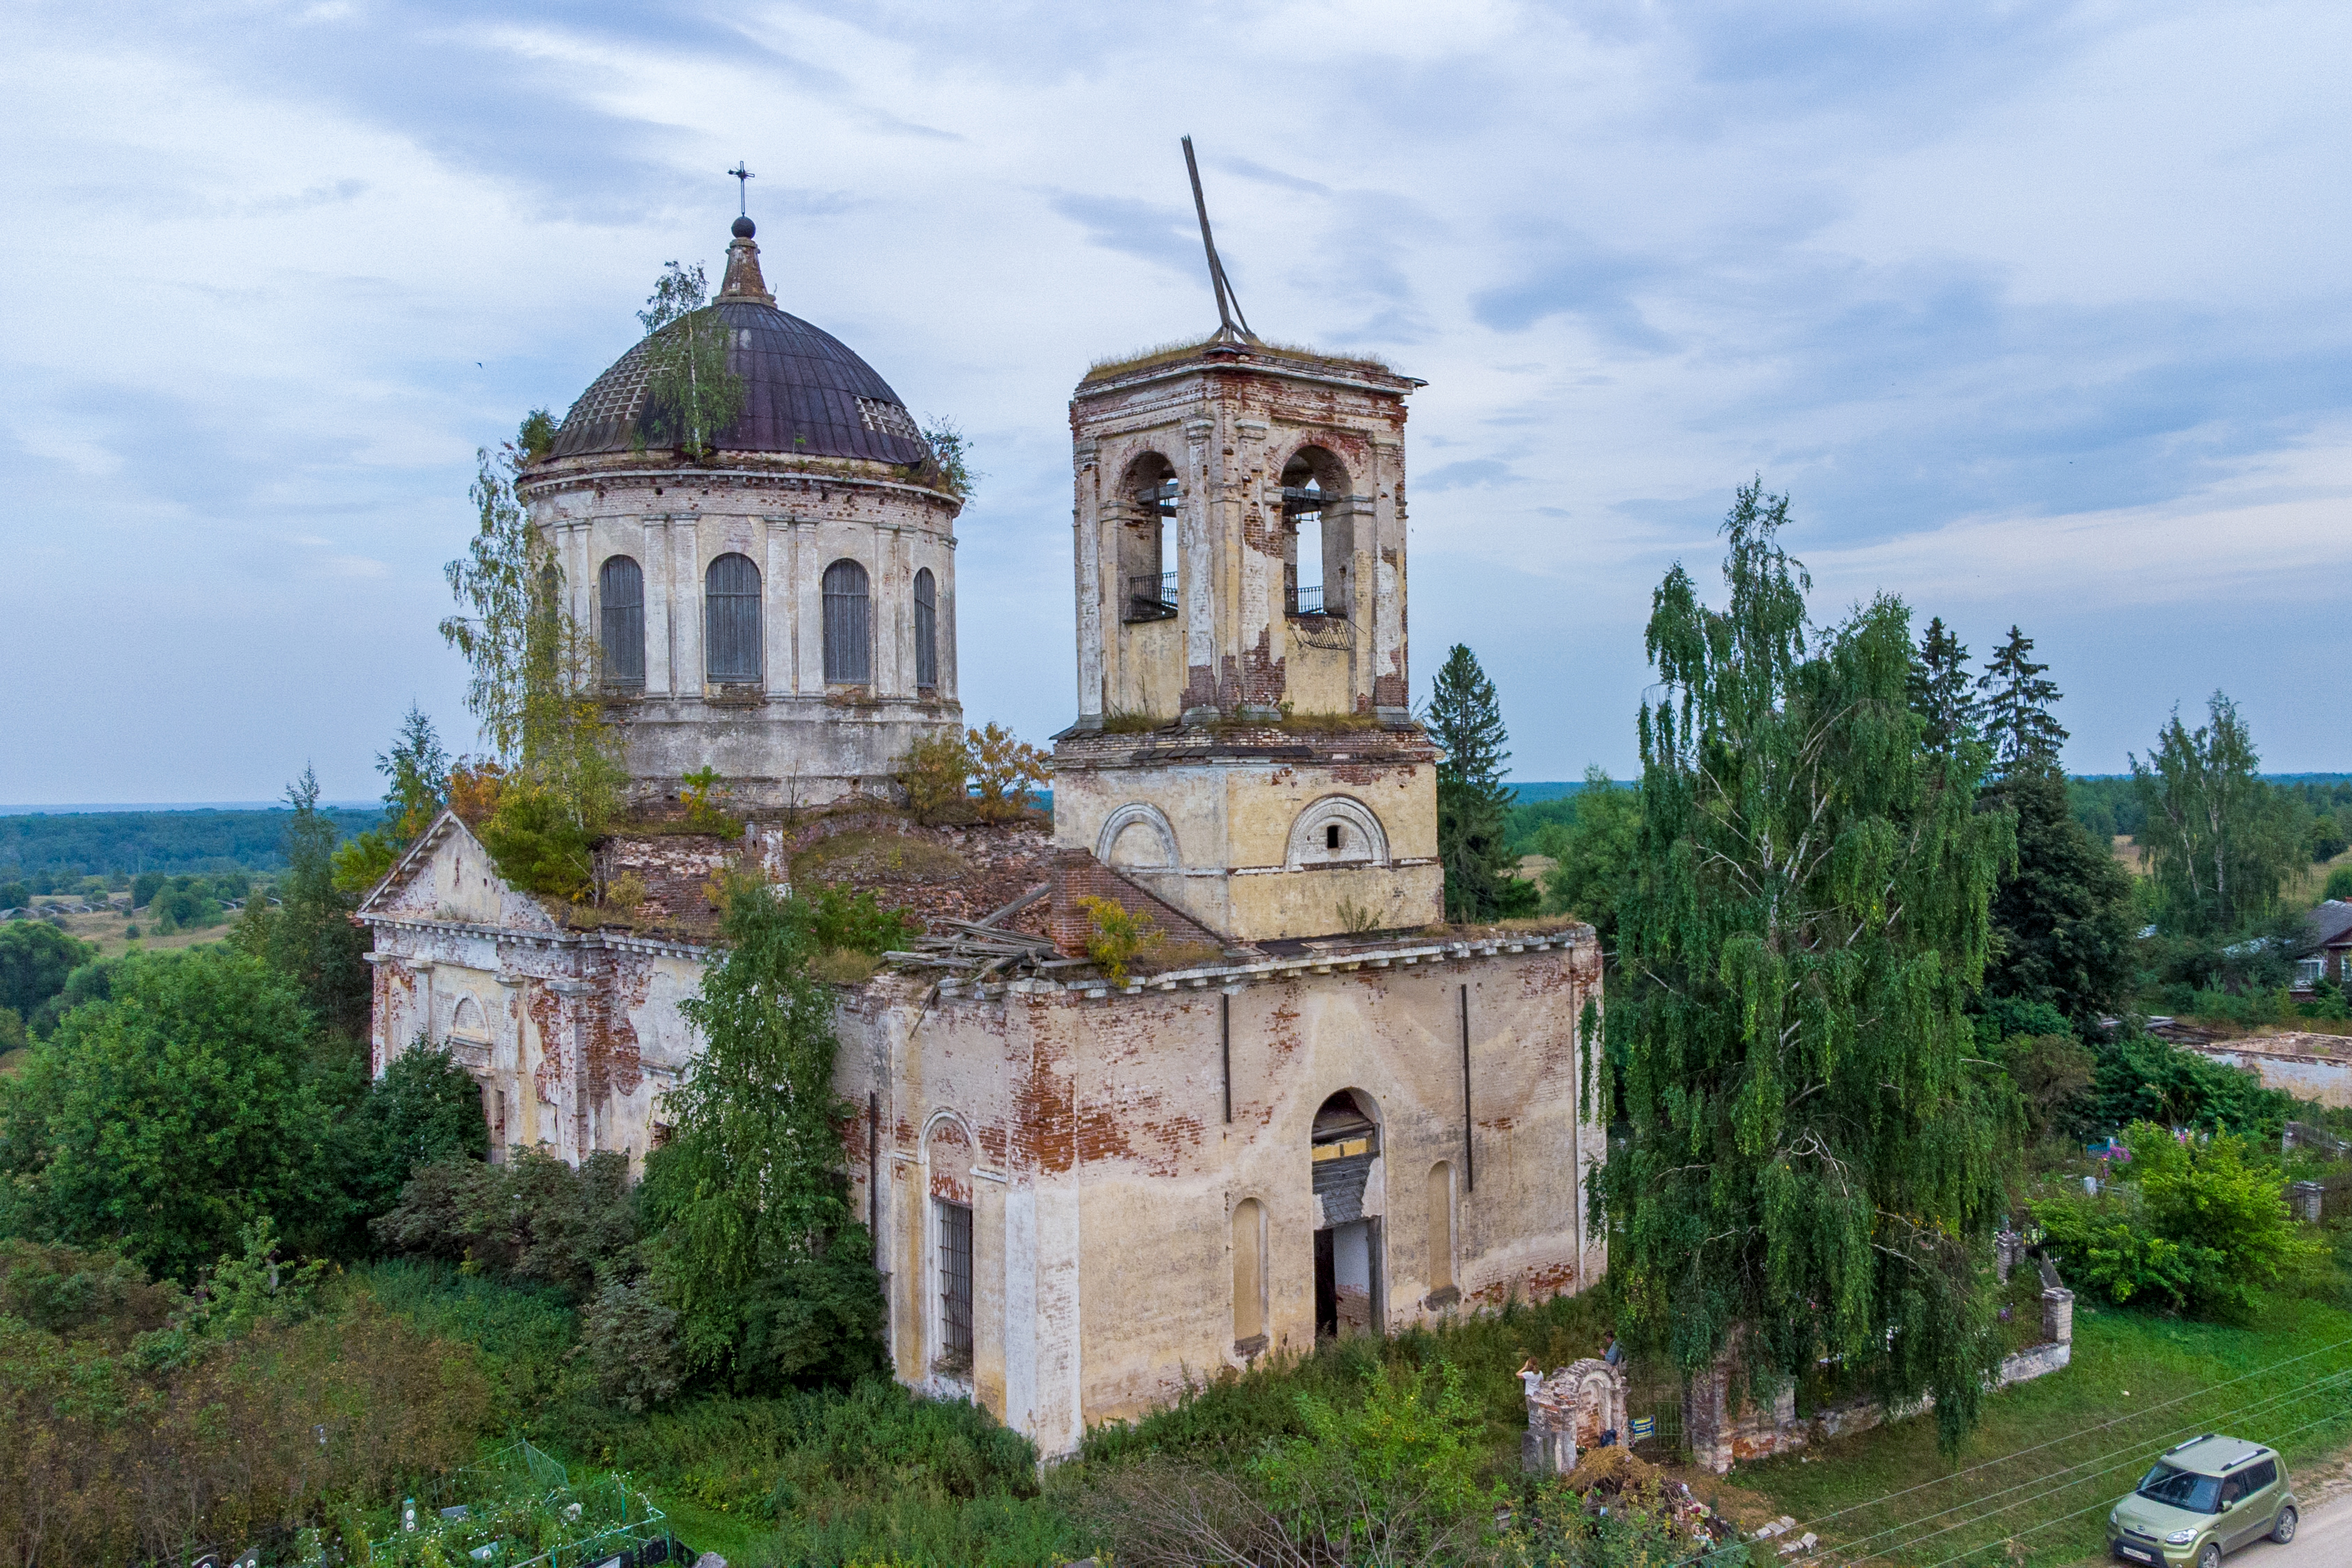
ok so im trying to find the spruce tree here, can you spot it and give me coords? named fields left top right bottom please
left=1978, top=626, right=2068, bottom=777
left=1425, top=644, right=1528, bottom=921
left=1982, top=765, right=2136, bottom=1023
left=1908, top=616, right=1982, bottom=764
left=1604, top=480, right=2015, bottom=1448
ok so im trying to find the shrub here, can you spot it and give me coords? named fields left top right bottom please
left=681, top=766, right=745, bottom=839
left=1078, top=895, right=1155, bottom=986
left=2035, top=1121, right=2319, bottom=1319
left=2327, top=866, right=2352, bottom=901
left=2000, top=1032, right=2096, bottom=1142
left=804, top=884, right=920, bottom=955
left=2084, top=1031, right=2295, bottom=1137
left=898, top=731, right=974, bottom=824
left=478, top=785, right=596, bottom=900
left=374, top=1148, right=640, bottom=1298
left=968, top=722, right=1049, bottom=822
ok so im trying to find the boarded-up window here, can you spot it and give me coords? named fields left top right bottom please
left=599, top=555, right=645, bottom=685
left=937, top=1198, right=974, bottom=1368
left=914, top=567, right=938, bottom=690
left=705, top=553, right=761, bottom=682
left=1233, top=1197, right=1266, bottom=1349
left=823, top=558, right=871, bottom=684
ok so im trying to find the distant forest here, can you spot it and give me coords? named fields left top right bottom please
left=4, top=776, right=2346, bottom=882
left=0, top=807, right=381, bottom=882
left=1503, top=774, right=2352, bottom=859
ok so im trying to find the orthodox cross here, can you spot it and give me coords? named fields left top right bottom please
left=728, top=162, right=755, bottom=215
left=1181, top=136, right=1256, bottom=344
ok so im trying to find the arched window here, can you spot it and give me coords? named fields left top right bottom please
left=598, top=555, right=644, bottom=686
left=823, top=559, right=872, bottom=684
left=1232, top=1197, right=1267, bottom=1351
left=705, top=553, right=761, bottom=683
left=1119, top=452, right=1178, bottom=622
left=914, top=567, right=938, bottom=690
left=1282, top=447, right=1350, bottom=618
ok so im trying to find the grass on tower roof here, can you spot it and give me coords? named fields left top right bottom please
left=1082, top=335, right=1395, bottom=383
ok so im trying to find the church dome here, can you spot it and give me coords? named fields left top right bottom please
left=548, top=220, right=932, bottom=468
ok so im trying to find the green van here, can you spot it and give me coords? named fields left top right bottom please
left=2109, top=1434, right=2298, bottom=1567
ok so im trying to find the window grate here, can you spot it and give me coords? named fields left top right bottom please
left=914, top=568, right=938, bottom=689
left=823, top=559, right=873, bottom=684
left=599, top=555, right=645, bottom=685
left=938, top=1199, right=974, bottom=1365
left=705, top=553, right=761, bottom=682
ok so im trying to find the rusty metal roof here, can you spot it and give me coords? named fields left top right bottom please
left=550, top=299, right=932, bottom=466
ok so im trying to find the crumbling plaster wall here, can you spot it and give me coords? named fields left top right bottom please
left=523, top=462, right=962, bottom=805
left=1070, top=359, right=1412, bottom=726
left=1053, top=757, right=1442, bottom=940
left=840, top=939, right=1605, bottom=1456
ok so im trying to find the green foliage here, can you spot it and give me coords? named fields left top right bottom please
left=1498, top=1472, right=1753, bottom=1567
left=233, top=767, right=373, bottom=1039
left=898, top=730, right=976, bottom=823
left=0, top=948, right=344, bottom=1279
left=1999, top=1032, right=2096, bottom=1143
left=2085, top=1030, right=2296, bottom=1137
left=440, top=421, right=625, bottom=886
left=1249, top=1361, right=1497, bottom=1562
left=1977, top=624, right=2068, bottom=777
left=0, top=882, right=26, bottom=911
left=0, top=919, right=94, bottom=1021
left=342, top=1043, right=493, bottom=1223
left=375, top=1148, right=640, bottom=1299
left=1604, top=479, right=2017, bottom=1450
left=2036, top=1121, right=2317, bottom=1319
left=968, top=721, right=1050, bottom=822
left=1427, top=643, right=1524, bottom=922
left=0, top=1238, right=491, bottom=1567
left=636, top=263, right=746, bottom=459
left=2132, top=691, right=2301, bottom=937
left=145, top=874, right=224, bottom=932
left=804, top=884, right=921, bottom=956
left=333, top=704, right=454, bottom=893
left=922, top=415, right=980, bottom=498
left=0, top=1007, right=22, bottom=1054
left=478, top=782, right=598, bottom=899
left=681, top=764, right=745, bottom=838
left=2328, top=866, right=2352, bottom=901
left=1078, top=893, right=1155, bottom=987
left=642, top=877, right=885, bottom=1391
left=26, top=951, right=118, bottom=1037
left=1908, top=615, right=1983, bottom=763
left=1983, top=764, right=2137, bottom=1023
left=1537, top=767, right=1639, bottom=944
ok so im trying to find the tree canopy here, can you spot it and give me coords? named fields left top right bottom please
left=2132, top=692, right=2300, bottom=937
left=1602, top=479, right=2017, bottom=1448
left=1978, top=626, right=2068, bottom=778
left=1537, top=769, right=1639, bottom=946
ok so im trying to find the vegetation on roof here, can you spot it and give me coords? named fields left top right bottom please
left=1082, top=335, right=1396, bottom=383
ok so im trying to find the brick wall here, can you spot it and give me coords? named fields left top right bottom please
left=1047, top=849, right=1224, bottom=959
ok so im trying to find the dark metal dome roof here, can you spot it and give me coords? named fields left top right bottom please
left=550, top=228, right=932, bottom=466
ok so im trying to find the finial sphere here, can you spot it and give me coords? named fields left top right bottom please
left=732, top=215, right=755, bottom=238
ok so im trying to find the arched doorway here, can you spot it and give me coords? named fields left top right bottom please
left=1310, top=1088, right=1383, bottom=1339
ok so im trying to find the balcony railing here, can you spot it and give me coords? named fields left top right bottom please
left=1125, top=571, right=1178, bottom=622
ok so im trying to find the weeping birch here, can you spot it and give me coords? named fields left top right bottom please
left=1599, top=480, right=2017, bottom=1449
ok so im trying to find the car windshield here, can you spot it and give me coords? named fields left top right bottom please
left=2137, top=1463, right=2222, bottom=1514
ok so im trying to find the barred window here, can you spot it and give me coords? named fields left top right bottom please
left=823, top=558, right=872, bottom=684
left=705, top=553, right=761, bottom=683
left=914, top=567, right=938, bottom=690
left=938, top=1198, right=974, bottom=1365
left=599, top=555, right=644, bottom=685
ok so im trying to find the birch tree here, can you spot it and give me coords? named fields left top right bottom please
left=1601, top=480, right=2016, bottom=1448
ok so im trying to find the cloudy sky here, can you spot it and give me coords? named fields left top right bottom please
left=4, top=0, right=2347, bottom=804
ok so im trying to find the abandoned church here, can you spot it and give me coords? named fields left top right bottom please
left=358, top=210, right=1606, bottom=1456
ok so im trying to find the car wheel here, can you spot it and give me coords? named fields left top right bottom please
left=2197, top=1544, right=2220, bottom=1568
left=2271, top=1506, right=2298, bottom=1544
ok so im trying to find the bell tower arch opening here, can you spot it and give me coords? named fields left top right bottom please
left=1279, top=446, right=1350, bottom=620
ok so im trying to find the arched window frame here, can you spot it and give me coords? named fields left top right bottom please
left=1118, top=452, right=1179, bottom=623
left=822, top=558, right=873, bottom=685
left=1279, top=445, right=1352, bottom=620
left=704, top=552, right=762, bottom=684
left=598, top=555, right=645, bottom=689
left=914, top=567, right=939, bottom=691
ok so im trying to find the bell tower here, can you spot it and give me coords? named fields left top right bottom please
left=1052, top=332, right=1443, bottom=941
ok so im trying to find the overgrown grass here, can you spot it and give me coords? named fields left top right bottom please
left=1730, top=1289, right=2352, bottom=1567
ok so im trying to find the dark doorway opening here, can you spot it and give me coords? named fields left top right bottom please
left=1314, top=1228, right=1337, bottom=1338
